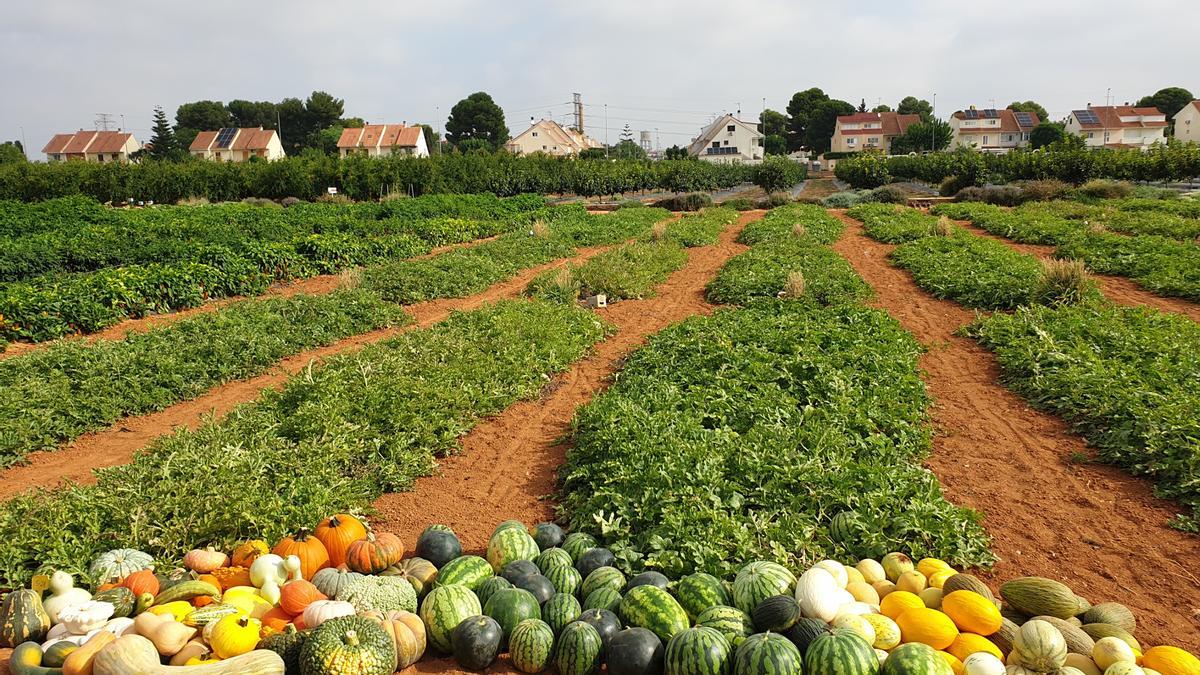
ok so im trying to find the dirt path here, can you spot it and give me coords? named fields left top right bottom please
left=799, top=177, right=840, bottom=200
left=830, top=210, right=1200, bottom=653
left=0, top=242, right=617, bottom=500
left=950, top=218, right=1200, bottom=322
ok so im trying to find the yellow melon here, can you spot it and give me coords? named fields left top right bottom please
left=1142, top=646, right=1200, bottom=675
left=942, top=590, right=1002, bottom=635
left=897, top=607, right=960, bottom=650
left=918, top=558, right=954, bottom=579
left=881, top=591, right=926, bottom=620
left=948, top=633, right=1004, bottom=662
left=939, top=651, right=966, bottom=675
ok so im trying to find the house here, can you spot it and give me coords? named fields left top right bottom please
left=829, top=112, right=921, bottom=156
left=42, top=130, right=140, bottom=163
left=687, top=113, right=764, bottom=165
left=336, top=124, right=429, bottom=158
left=506, top=118, right=602, bottom=156
left=949, top=107, right=1039, bottom=152
left=190, top=127, right=284, bottom=161
left=1064, top=105, right=1167, bottom=149
left=1172, top=101, right=1200, bottom=144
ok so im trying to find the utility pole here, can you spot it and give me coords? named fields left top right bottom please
left=931, top=93, right=937, bottom=153
left=604, top=104, right=609, bottom=159
left=20, top=126, right=28, bottom=159
left=94, top=113, right=116, bottom=131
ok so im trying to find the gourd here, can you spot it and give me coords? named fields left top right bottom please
left=132, top=612, right=196, bottom=656
left=230, top=540, right=270, bottom=569
left=8, top=641, right=62, bottom=675
left=182, top=548, right=228, bottom=574
left=120, top=570, right=158, bottom=599
left=360, top=609, right=427, bottom=669
left=249, top=554, right=287, bottom=588
left=314, top=514, right=368, bottom=568
left=311, top=568, right=364, bottom=599
left=1012, top=619, right=1068, bottom=672
left=58, top=601, right=115, bottom=634
left=89, top=550, right=153, bottom=584
left=208, top=614, right=262, bottom=659
left=62, top=630, right=116, bottom=675
left=1093, top=637, right=1136, bottom=671
left=964, top=652, right=1007, bottom=675
left=101, top=618, right=136, bottom=637
left=302, top=599, right=356, bottom=628
left=272, top=529, right=331, bottom=580
left=795, top=567, right=840, bottom=622
left=43, top=640, right=80, bottom=668
left=91, top=588, right=135, bottom=619
left=279, top=579, right=327, bottom=615
left=43, top=571, right=93, bottom=623
left=91, top=634, right=286, bottom=674
left=168, top=639, right=212, bottom=666
left=345, top=532, right=405, bottom=574
left=0, top=588, right=52, bottom=647
left=1143, top=646, right=1200, bottom=675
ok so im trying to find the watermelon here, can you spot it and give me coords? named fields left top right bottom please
left=578, top=608, right=622, bottom=649
left=476, top=576, right=514, bottom=608
left=533, top=523, right=565, bottom=550
left=510, top=618, right=555, bottom=673
left=620, top=585, right=690, bottom=642
left=782, top=617, right=831, bottom=656
left=488, top=528, right=540, bottom=573
left=419, top=585, right=483, bottom=653
left=423, top=523, right=455, bottom=535
left=562, top=532, right=598, bottom=562
left=829, top=512, right=858, bottom=544
left=503, top=560, right=542, bottom=584
left=415, top=529, right=462, bottom=568
left=493, top=519, right=528, bottom=537
left=881, top=642, right=951, bottom=675
left=582, top=566, right=627, bottom=598
left=436, top=555, right=494, bottom=591
left=536, top=547, right=574, bottom=573
left=514, top=574, right=556, bottom=604
left=677, top=573, right=731, bottom=620
left=665, top=626, right=733, bottom=675
left=556, top=620, right=603, bottom=675
left=545, top=565, right=583, bottom=597
left=627, top=571, right=671, bottom=592
left=584, top=587, right=623, bottom=613
left=807, top=630, right=881, bottom=675
left=484, top=588, right=541, bottom=647
left=542, top=593, right=582, bottom=636
left=733, top=632, right=804, bottom=675
left=576, top=548, right=617, bottom=579
left=696, top=605, right=755, bottom=647
left=732, top=562, right=796, bottom=614
left=452, top=614, right=503, bottom=670
left=610, top=627, right=666, bottom=675
left=752, top=595, right=801, bottom=633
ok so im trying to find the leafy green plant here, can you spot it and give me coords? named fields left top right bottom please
left=647, top=207, right=738, bottom=247
left=737, top=204, right=845, bottom=246
left=706, top=240, right=870, bottom=307
left=848, top=203, right=938, bottom=243
left=528, top=241, right=687, bottom=303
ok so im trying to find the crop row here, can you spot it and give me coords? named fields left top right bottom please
left=526, top=241, right=689, bottom=304
left=647, top=206, right=739, bottom=247
left=558, top=206, right=993, bottom=577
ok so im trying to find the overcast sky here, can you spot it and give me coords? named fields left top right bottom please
left=3, top=0, right=1197, bottom=156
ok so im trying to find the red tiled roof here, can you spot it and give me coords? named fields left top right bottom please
left=45, top=131, right=133, bottom=155
left=89, top=132, right=133, bottom=154
left=337, top=124, right=420, bottom=149
left=884, top=113, right=921, bottom=136
left=835, top=112, right=919, bottom=137
left=838, top=112, right=882, bottom=124
left=230, top=128, right=276, bottom=151
left=63, top=131, right=99, bottom=154
left=396, top=127, right=422, bottom=147
left=42, top=133, right=76, bottom=154
left=190, top=130, right=218, bottom=151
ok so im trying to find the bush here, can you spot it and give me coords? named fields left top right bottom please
left=1128, top=185, right=1179, bottom=200
left=752, top=156, right=806, bottom=194
left=722, top=197, right=755, bottom=211
left=954, top=185, right=1024, bottom=206
left=1078, top=179, right=1133, bottom=200
left=867, top=185, right=907, bottom=204
left=754, top=193, right=791, bottom=209
left=650, top=193, right=713, bottom=211
left=834, top=151, right=890, bottom=188
left=822, top=191, right=865, bottom=208
left=1019, top=179, right=1073, bottom=202
left=940, top=175, right=973, bottom=197
left=1031, top=259, right=1093, bottom=307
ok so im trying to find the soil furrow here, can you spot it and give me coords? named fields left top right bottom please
left=829, top=210, right=1200, bottom=653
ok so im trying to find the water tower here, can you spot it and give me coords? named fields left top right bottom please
left=639, top=130, right=653, bottom=152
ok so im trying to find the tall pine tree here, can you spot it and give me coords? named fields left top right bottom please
left=148, top=105, right=181, bottom=160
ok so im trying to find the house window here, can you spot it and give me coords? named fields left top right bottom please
left=712, top=141, right=720, bottom=149
left=983, top=136, right=989, bottom=145
left=532, top=131, right=538, bottom=137
left=1006, top=135, right=1013, bottom=142
left=868, top=137, right=879, bottom=144
left=1103, top=131, right=1111, bottom=143
left=1087, top=132, right=1094, bottom=139
left=847, top=137, right=856, bottom=146
left=723, top=140, right=729, bottom=146
left=727, top=125, right=735, bottom=132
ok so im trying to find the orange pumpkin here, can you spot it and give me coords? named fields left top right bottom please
left=273, top=529, right=331, bottom=580
left=345, top=532, right=405, bottom=574
left=210, top=566, right=253, bottom=591
left=96, top=582, right=120, bottom=592
left=261, top=606, right=294, bottom=632
left=314, top=514, right=368, bottom=568
left=291, top=613, right=309, bottom=631
left=279, top=580, right=327, bottom=616
left=231, top=540, right=270, bottom=568
left=122, top=569, right=160, bottom=597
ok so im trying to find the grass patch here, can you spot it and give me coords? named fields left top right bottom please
left=649, top=207, right=738, bottom=247
left=848, top=203, right=942, bottom=243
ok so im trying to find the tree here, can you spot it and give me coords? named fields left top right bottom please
left=1030, top=122, right=1068, bottom=149
left=148, top=106, right=183, bottom=160
left=664, top=145, right=688, bottom=160
left=304, top=91, right=344, bottom=135
left=1009, top=100, right=1049, bottom=123
left=763, top=135, right=788, bottom=156
left=890, top=119, right=953, bottom=154
left=858, top=98, right=868, bottom=113
left=1136, top=87, right=1194, bottom=133
left=872, top=104, right=892, bottom=113
left=752, top=156, right=804, bottom=194
left=579, top=148, right=607, bottom=160
left=456, top=138, right=494, bottom=154
left=228, top=100, right=278, bottom=129
left=0, top=141, right=25, bottom=164
left=446, top=92, right=509, bottom=150
left=612, top=139, right=647, bottom=160
left=805, top=99, right=856, bottom=154
left=897, top=96, right=934, bottom=122
left=785, top=87, right=829, bottom=151
left=619, top=124, right=635, bottom=143
left=760, top=109, right=788, bottom=137
left=174, top=100, right=231, bottom=150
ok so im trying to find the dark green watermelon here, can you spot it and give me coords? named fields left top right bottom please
left=665, top=626, right=733, bottom=675
left=476, top=576, right=514, bottom=608
left=451, top=614, right=503, bottom=670
left=578, top=608, right=621, bottom=650
left=533, top=523, right=565, bottom=550
left=581, top=566, right=627, bottom=599
left=576, top=548, right=616, bottom=579
left=416, top=529, right=462, bottom=568
left=420, top=585, right=484, bottom=654
left=733, top=632, right=804, bottom=675
left=492, top=519, right=528, bottom=537
left=484, top=587, right=541, bottom=647
left=781, top=617, right=831, bottom=656
left=436, top=555, right=494, bottom=591
left=626, top=571, right=670, bottom=592
left=509, top=618, right=555, bottom=673
left=751, top=595, right=800, bottom=633
left=807, top=630, right=881, bottom=675
left=544, top=565, right=583, bottom=597
left=696, top=605, right=755, bottom=648
left=583, top=587, right=623, bottom=613
left=677, top=573, right=731, bottom=621
left=562, top=532, right=598, bottom=562
left=555, top=621, right=603, bottom=675
left=513, top=574, right=556, bottom=604
left=619, top=585, right=689, bottom=643
left=535, top=547, right=574, bottom=573
left=609, top=627, right=665, bottom=675
left=503, top=559, right=541, bottom=584
left=541, top=593, right=582, bottom=636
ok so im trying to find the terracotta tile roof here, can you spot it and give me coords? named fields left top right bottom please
left=190, top=130, right=218, bottom=151
left=42, top=133, right=76, bottom=154
left=835, top=112, right=918, bottom=137
left=396, top=126, right=422, bottom=147
left=63, top=131, right=100, bottom=154
left=839, top=112, right=883, bottom=124
left=230, top=128, right=276, bottom=151
left=337, top=127, right=365, bottom=148
left=338, top=124, right=420, bottom=149
left=884, top=113, right=921, bottom=136
left=1073, top=106, right=1167, bottom=129
left=89, top=132, right=133, bottom=154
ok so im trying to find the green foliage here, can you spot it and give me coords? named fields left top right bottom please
left=889, top=119, right=953, bottom=154
left=833, top=152, right=891, bottom=189
left=969, top=304, right=1200, bottom=531
left=1136, top=87, right=1194, bottom=133
left=785, top=87, right=830, bottom=151
left=148, top=106, right=184, bottom=161
left=896, top=96, right=934, bottom=122
left=175, top=91, right=343, bottom=154
left=752, top=156, right=806, bottom=194
left=706, top=241, right=870, bottom=306
left=737, top=204, right=845, bottom=246
left=612, top=140, right=647, bottom=161
left=447, top=92, right=509, bottom=150
left=1008, top=101, right=1049, bottom=124
left=0, top=142, right=26, bottom=164
left=528, top=241, right=688, bottom=303
left=847, top=203, right=935, bottom=243
left=650, top=193, right=713, bottom=211
left=649, top=208, right=738, bottom=247
left=664, top=145, right=688, bottom=160
left=1030, top=122, right=1067, bottom=149
left=805, top=99, right=857, bottom=154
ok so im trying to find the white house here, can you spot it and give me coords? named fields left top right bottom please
left=1172, top=101, right=1200, bottom=144
left=337, top=124, right=429, bottom=158
left=828, top=112, right=920, bottom=156
left=1064, top=105, right=1167, bottom=149
left=189, top=127, right=285, bottom=161
left=42, top=130, right=141, bottom=163
left=949, top=107, right=1039, bottom=152
left=506, top=119, right=602, bottom=156
left=687, top=114, right=764, bottom=165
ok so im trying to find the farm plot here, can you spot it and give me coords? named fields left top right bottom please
left=526, top=241, right=688, bottom=304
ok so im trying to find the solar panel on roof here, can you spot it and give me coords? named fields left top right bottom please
left=1075, top=110, right=1100, bottom=124
left=984, top=109, right=999, bottom=118
left=964, top=109, right=978, bottom=119
left=1014, top=112, right=1034, bottom=127
left=215, top=128, right=237, bottom=149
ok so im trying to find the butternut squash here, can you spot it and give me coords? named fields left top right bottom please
left=62, top=630, right=116, bottom=675
left=92, top=634, right=285, bottom=675
left=168, top=638, right=213, bottom=666
left=131, top=612, right=195, bottom=656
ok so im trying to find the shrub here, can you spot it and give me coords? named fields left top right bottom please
left=932, top=216, right=955, bottom=236
left=781, top=271, right=806, bottom=298
left=754, top=193, right=791, bottom=209
left=1128, top=185, right=1179, bottom=200
left=1078, top=179, right=1133, bottom=200
left=954, top=185, right=1024, bottom=206
left=1032, top=259, right=1093, bottom=306
left=752, top=155, right=806, bottom=194
left=867, top=185, right=907, bottom=204
left=822, top=191, right=864, bottom=208
left=939, top=175, right=972, bottom=197
left=616, top=199, right=647, bottom=209
left=722, top=197, right=755, bottom=211
left=1019, top=179, right=1073, bottom=202
left=650, top=192, right=713, bottom=211
left=834, top=151, right=891, bottom=188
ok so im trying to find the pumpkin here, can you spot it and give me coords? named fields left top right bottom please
left=58, top=601, right=116, bottom=634
left=273, top=529, right=330, bottom=580
left=300, top=615, right=394, bottom=675
left=311, top=568, right=364, bottom=599
left=43, top=571, right=93, bottom=623
left=183, top=548, right=228, bottom=574
left=210, top=566, right=252, bottom=591
left=91, top=634, right=286, bottom=674
left=0, top=588, right=51, bottom=648
left=381, top=557, right=439, bottom=597
left=249, top=554, right=289, bottom=588
left=943, top=591, right=1003, bottom=635
left=1012, top=619, right=1068, bottom=672
left=345, top=532, right=405, bottom=574
left=209, top=614, right=262, bottom=659
left=122, top=570, right=160, bottom=598
left=279, top=580, right=327, bottom=616
left=897, top=607, right=960, bottom=650
left=132, top=612, right=196, bottom=657
left=302, top=600, right=356, bottom=629
left=90, top=549, right=154, bottom=584
left=361, top=609, right=427, bottom=670
left=231, top=540, right=271, bottom=568
left=261, top=606, right=294, bottom=632
left=314, top=514, right=368, bottom=568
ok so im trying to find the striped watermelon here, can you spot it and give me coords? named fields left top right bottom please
left=677, top=572, right=731, bottom=620
left=419, top=584, right=483, bottom=653
left=556, top=620, right=603, bottom=675
left=829, top=512, right=859, bottom=544
left=562, top=532, right=598, bottom=562
left=620, top=585, right=689, bottom=642
left=782, top=617, right=831, bottom=656
left=476, top=576, right=514, bottom=607
left=696, top=605, right=755, bottom=647
left=751, top=595, right=800, bottom=633
left=436, top=555, right=494, bottom=591
left=484, top=587, right=541, bottom=647
left=545, top=565, right=583, bottom=597
left=581, top=566, right=627, bottom=599
left=732, top=562, right=796, bottom=614
left=536, top=548, right=574, bottom=573
left=583, top=587, right=623, bottom=613
left=807, top=629, right=881, bottom=675
left=488, top=528, right=541, bottom=573
left=542, top=593, right=582, bottom=636
left=733, top=632, right=804, bottom=675
left=665, top=626, right=733, bottom=675
left=881, top=642, right=952, bottom=675
left=493, top=519, right=528, bottom=537
left=510, top=618, right=555, bottom=673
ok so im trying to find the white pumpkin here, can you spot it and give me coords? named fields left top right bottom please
left=1093, top=637, right=1136, bottom=671
left=814, top=560, right=849, bottom=588
left=795, top=568, right=840, bottom=622
left=249, top=554, right=288, bottom=587
left=41, top=571, right=93, bottom=623
left=57, top=600, right=115, bottom=634
left=302, top=600, right=356, bottom=628
left=964, top=652, right=1007, bottom=675
left=857, top=559, right=886, bottom=584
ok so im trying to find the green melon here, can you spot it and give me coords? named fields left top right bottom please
left=582, top=566, right=627, bottom=599
left=806, top=630, right=879, bottom=675
left=562, top=532, right=598, bottom=562
left=733, top=632, right=804, bottom=675
left=476, top=576, right=514, bottom=608
left=881, top=642, right=952, bottom=675
left=829, top=511, right=859, bottom=544
left=752, top=595, right=801, bottom=633
left=696, top=605, right=755, bottom=648
left=583, top=587, right=623, bottom=613
left=536, top=547, right=574, bottom=573
left=665, top=625, right=733, bottom=675
left=542, top=593, right=582, bottom=636
left=782, top=617, right=831, bottom=656
left=484, top=587, right=541, bottom=647
left=493, top=519, right=528, bottom=537
left=1080, top=603, right=1136, bottom=633
left=999, top=577, right=1078, bottom=620
left=436, top=555, right=494, bottom=591
left=732, top=561, right=796, bottom=614
left=556, top=620, right=603, bottom=675
left=510, top=618, right=555, bottom=673
left=419, top=584, right=483, bottom=654
left=620, top=584, right=690, bottom=642
left=488, top=528, right=541, bottom=573
left=677, top=572, right=730, bottom=621
left=545, top=565, right=583, bottom=597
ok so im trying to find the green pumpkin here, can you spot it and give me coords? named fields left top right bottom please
left=0, top=589, right=51, bottom=648
left=260, top=624, right=308, bottom=673
left=92, top=586, right=136, bottom=618
left=300, top=615, right=395, bottom=675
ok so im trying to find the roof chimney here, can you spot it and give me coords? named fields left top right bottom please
left=969, top=105, right=976, bottom=110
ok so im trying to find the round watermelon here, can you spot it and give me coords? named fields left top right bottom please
left=581, top=566, right=627, bottom=599
left=627, top=571, right=670, bottom=592
left=533, top=523, right=565, bottom=550
left=484, top=587, right=541, bottom=647
left=542, top=592, right=582, bottom=636
left=829, top=512, right=859, bottom=544
left=620, top=585, right=689, bottom=643
left=556, top=620, right=603, bottom=675
left=420, top=585, right=483, bottom=654
left=751, top=595, right=800, bottom=633
left=513, top=574, right=556, bottom=604
left=583, top=587, right=623, bottom=613
left=610, top=627, right=666, bottom=675
left=503, top=559, right=542, bottom=584
left=488, top=528, right=540, bottom=573
left=782, top=617, right=831, bottom=656
left=577, top=608, right=621, bottom=649
left=562, top=532, right=598, bottom=562
left=452, top=614, right=502, bottom=670
left=696, top=605, right=755, bottom=648
left=576, top=548, right=616, bottom=579
left=666, top=626, right=733, bottom=675
left=510, top=618, right=555, bottom=673
left=807, top=629, right=881, bottom=675
left=415, top=529, right=462, bottom=568
left=493, top=519, right=528, bottom=537
left=881, top=642, right=951, bottom=675
left=423, top=523, right=455, bottom=535
left=536, top=547, right=574, bottom=573
left=436, top=555, right=494, bottom=591
left=732, top=561, right=796, bottom=614
left=677, top=572, right=731, bottom=621
left=733, top=632, right=804, bottom=675
left=545, top=565, right=583, bottom=597
left=476, top=576, right=514, bottom=608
